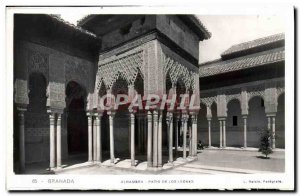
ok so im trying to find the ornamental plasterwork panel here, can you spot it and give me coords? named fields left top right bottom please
left=27, top=49, right=49, bottom=81
left=201, top=96, right=217, bottom=107
left=163, top=55, right=196, bottom=91
left=65, top=58, right=89, bottom=91
left=226, top=93, right=241, bottom=104
left=97, top=51, right=143, bottom=90
left=247, top=90, right=265, bottom=101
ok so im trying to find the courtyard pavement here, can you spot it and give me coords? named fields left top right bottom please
left=54, top=149, right=284, bottom=175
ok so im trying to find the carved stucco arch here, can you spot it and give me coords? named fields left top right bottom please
left=201, top=96, right=217, bottom=108
left=96, top=51, right=144, bottom=91
left=163, top=54, right=195, bottom=92
left=247, top=90, right=265, bottom=104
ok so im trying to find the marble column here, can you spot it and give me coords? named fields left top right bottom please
left=272, top=116, right=276, bottom=149
left=267, top=116, right=271, bottom=130
left=158, top=111, right=162, bottom=167
left=207, top=118, right=211, bottom=147
left=138, top=115, right=141, bottom=153
left=109, top=112, right=115, bottom=164
left=189, top=123, right=192, bottom=156
left=96, top=113, right=102, bottom=163
left=183, top=114, right=188, bottom=159
left=175, top=116, right=179, bottom=153
left=93, top=114, right=97, bottom=162
left=219, top=120, right=223, bottom=148
left=152, top=110, right=158, bottom=167
left=49, top=113, right=56, bottom=169
left=17, top=108, right=26, bottom=173
left=56, top=113, right=62, bottom=168
left=130, top=113, right=135, bottom=166
left=223, top=120, right=226, bottom=148
left=87, top=114, right=93, bottom=162
left=167, top=113, right=173, bottom=164
left=147, top=111, right=153, bottom=167
left=243, top=116, right=247, bottom=148
left=192, top=115, right=197, bottom=157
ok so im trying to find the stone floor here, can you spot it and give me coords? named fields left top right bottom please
left=50, top=148, right=284, bottom=175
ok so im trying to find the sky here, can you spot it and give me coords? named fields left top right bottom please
left=60, top=14, right=285, bottom=63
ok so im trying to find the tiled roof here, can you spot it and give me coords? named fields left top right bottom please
left=50, top=15, right=97, bottom=38
left=199, top=47, right=284, bottom=77
left=222, top=33, right=284, bottom=56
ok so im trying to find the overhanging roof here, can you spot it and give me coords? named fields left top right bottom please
left=199, top=47, right=284, bottom=78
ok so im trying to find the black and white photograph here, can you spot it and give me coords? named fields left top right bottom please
left=4, top=2, right=295, bottom=191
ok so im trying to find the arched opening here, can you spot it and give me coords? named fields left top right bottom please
left=197, top=103, right=208, bottom=146
left=226, top=99, right=243, bottom=147
left=133, top=72, right=146, bottom=161
left=176, top=78, right=186, bottom=148
left=65, top=81, right=88, bottom=161
left=276, top=93, right=285, bottom=148
left=210, top=102, right=219, bottom=146
left=248, top=96, right=267, bottom=147
left=112, top=77, right=130, bottom=160
left=98, top=82, right=110, bottom=159
left=25, top=72, right=49, bottom=164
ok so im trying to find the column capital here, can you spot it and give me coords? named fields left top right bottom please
left=107, top=110, right=115, bottom=116
left=266, top=113, right=276, bottom=117
left=147, top=110, right=152, bottom=116
left=191, top=114, right=197, bottom=123
left=242, top=115, right=248, bottom=119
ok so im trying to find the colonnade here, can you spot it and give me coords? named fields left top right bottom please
left=205, top=114, right=277, bottom=149
left=66, top=109, right=199, bottom=169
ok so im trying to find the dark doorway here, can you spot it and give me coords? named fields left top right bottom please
left=66, top=81, right=88, bottom=155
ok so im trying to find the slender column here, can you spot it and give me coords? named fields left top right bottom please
left=130, top=113, right=135, bottom=166
left=158, top=111, right=163, bottom=167
left=192, top=115, right=198, bottom=157
left=208, top=119, right=211, bottom=147
left=18, top=109, right=26, bottom=173
left=167, top=113, right=173, bottom=164
left=96, top=114, right=102, bottom=163
left=147, top=111, right=153, bottom=167
left=49, top=113, right=56, bottom=169
left=137, top=115, right=141, bottom=152
left=56, top=114, right=62, bottom=168
left=219, top=120, right=223, bottom=148
left=223, top=120, right=226, bottom=148
left=93, top=114, right=97, bottom=162
left=183, top=114, right=188, bottom=159
left=243, top=116, right=247, bottom=148
left=175, top=116, right=179, bottom=153
left=152, top=110, right=158, bottom=167
left=267, top=116, right=271, bottom=130
left=189, top=122, right=192, bottom=156
left=109, top=112, right=115, bottom=164
left=272, top=116, right=276, bottom=149
left=87, top=114, right=93, bottom=162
